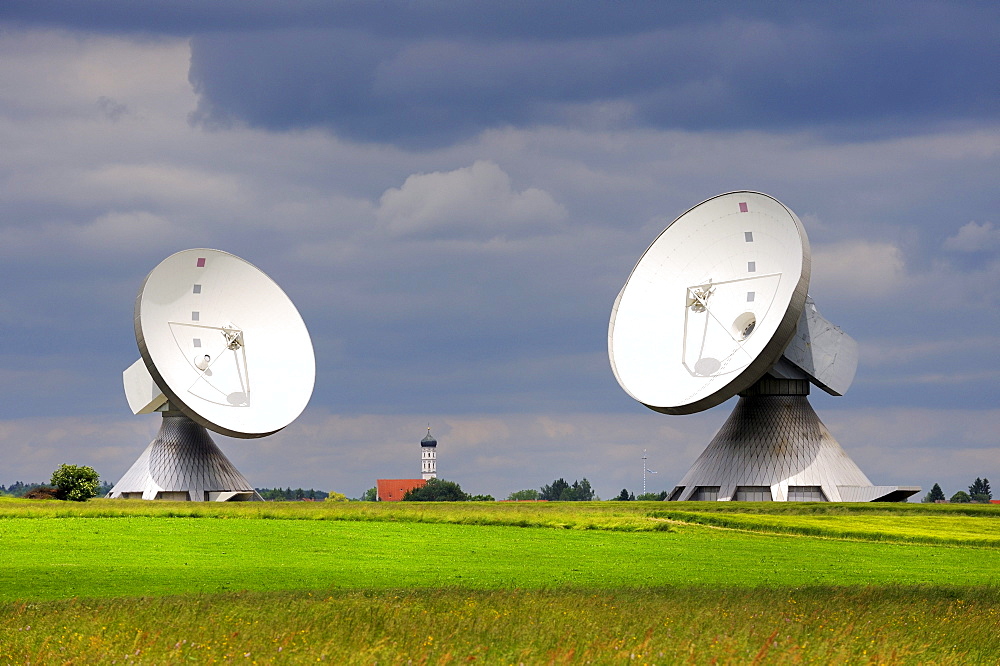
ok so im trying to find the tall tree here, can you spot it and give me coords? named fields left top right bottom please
left=969, top=478, right=992, bottom=503
left=573, top=478, right=595, bottom=501
left=540, top=478, right=570, bottom=501
left=922, top=483, right=946, bottom=503
left=507, top=489, right=540, bottom=501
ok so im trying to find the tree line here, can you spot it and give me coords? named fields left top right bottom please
left=610, top=489, right=670, bottom=501
left=1, top=478, right=333, bottom=502
left=506, top=483, right=667, bottom=502
left=0, top=465, right=106, bottom=501
left=505, top=478, right=596, bottom=501
left=1, top=479, right=114, bottom=498
left=256, top=487, right=329, bottom=501
left=922, top=478, right=992, bottom=504
left=0, top=481, right=47, bottom=497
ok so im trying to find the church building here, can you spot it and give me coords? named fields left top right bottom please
left=376, top=427, right=438, bottom=501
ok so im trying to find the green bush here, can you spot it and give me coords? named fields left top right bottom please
left=950, top=490, right=972, bottom=504
left=402, top=478, right=468, bottom=501
left=49, top=464, right=100, bottom=502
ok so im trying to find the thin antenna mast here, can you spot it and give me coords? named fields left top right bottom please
left=642, top=449, right=647, bottom=496
left=642, top=450, right=657, bottom=497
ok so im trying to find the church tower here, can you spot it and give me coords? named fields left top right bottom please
left=421, top=427, right=437, bottom=480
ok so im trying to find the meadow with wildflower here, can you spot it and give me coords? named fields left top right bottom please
left=1, top=498, right=998, bottom=663
left=3, top=586, right=999, bottom=664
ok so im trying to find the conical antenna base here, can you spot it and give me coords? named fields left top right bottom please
left=108, top=411, right=262, bottom=501
left=667, top=378, right=918, bottom=502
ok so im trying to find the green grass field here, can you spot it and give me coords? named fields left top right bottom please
left=1, top=498, right=998, bottom=663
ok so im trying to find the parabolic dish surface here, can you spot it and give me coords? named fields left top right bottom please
left=609, top=191, right=811, bottom=414
left=135, top=249, right=315, bottom=438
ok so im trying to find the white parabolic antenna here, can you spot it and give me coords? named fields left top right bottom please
left=610, top=191, right=810, bottom=415
left=109, top=249, right=315, bottom=501
left=609, top=192, right=919, bottom=502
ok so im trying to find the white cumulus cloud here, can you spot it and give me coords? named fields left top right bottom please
left=376, top=160, right=566, bottom=238
left=944, top=221, right=1000, bottom=252
left=811, top=240, right=906, bottom=300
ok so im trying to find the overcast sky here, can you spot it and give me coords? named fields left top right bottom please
left=1, top=1, right=997, bottom=500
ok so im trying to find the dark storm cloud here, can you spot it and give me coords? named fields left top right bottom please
left=0, top=1, right=845, bottom=39
left=5, top=1, right=996, bottom=147
left=186, top=5, right=997, bottom=146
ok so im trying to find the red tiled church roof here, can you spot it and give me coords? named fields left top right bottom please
left=377, top=478, right=426, bottom=502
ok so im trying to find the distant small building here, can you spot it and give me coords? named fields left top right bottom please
left=376, top=478, right=426, bottom=502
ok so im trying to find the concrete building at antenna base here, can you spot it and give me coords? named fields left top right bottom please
left=376, top=427, right=438, bottom=501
